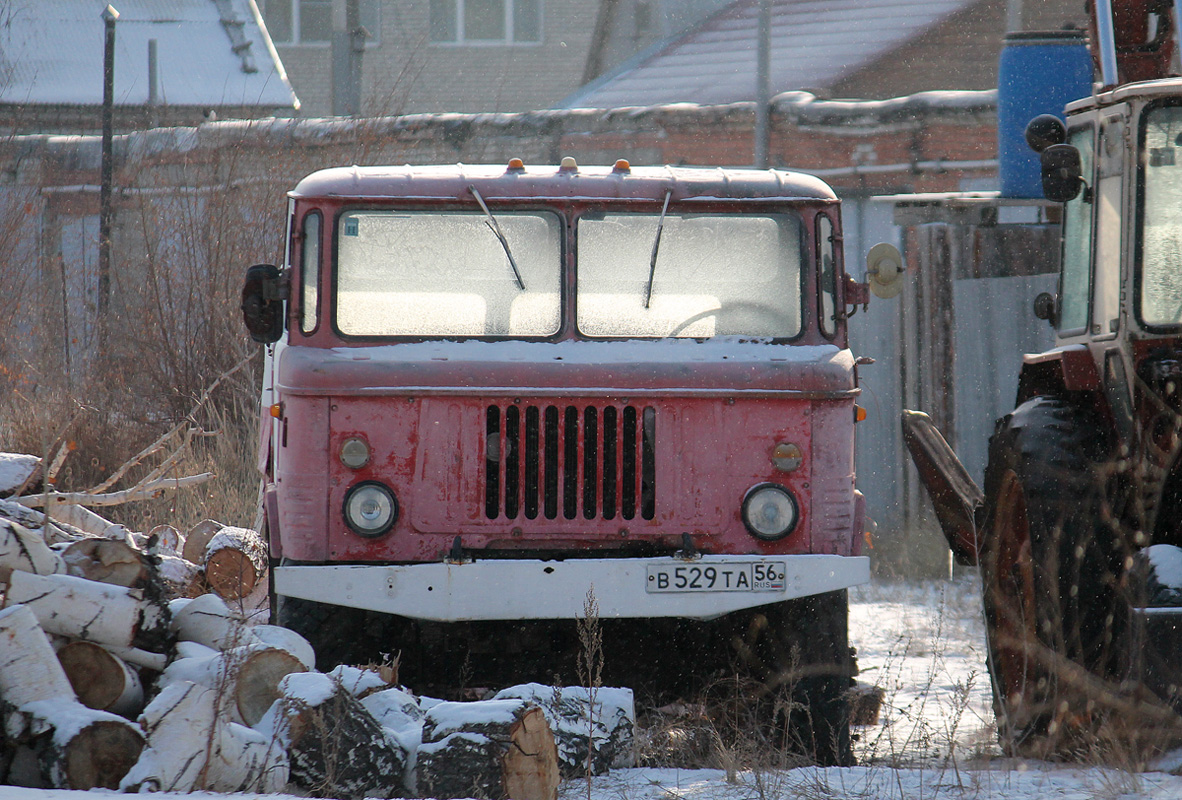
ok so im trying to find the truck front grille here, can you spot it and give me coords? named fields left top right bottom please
left=483, top=404, right=656, bottom=521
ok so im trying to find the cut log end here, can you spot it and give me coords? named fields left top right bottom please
left=205, top=549, right=260, bottom=600
left=503, top=707, right=560, bottom=800
left=59, top=720, right=144, bottom=790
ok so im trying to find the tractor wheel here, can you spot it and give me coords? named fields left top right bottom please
left=729, top=591, right=854, bottom=766
left=981, top=395, right=1124, bottom=754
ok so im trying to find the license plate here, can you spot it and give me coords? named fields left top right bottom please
left=645, top=561, right=787, bottom=593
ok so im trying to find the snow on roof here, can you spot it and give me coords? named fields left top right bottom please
left=0, top=0, right=298, bottom=111
left=562, top=0, right=979, bottom=109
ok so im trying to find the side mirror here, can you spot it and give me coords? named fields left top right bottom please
left=241, top=264, right=286, bottom=344
left=866, top=242, right=904, bottom=299
left=1025, top=114, right=1066, bottom=154
left=1040, top=144, right=1083, bottom=202
left=1033, top=291, right=1057, bottom=326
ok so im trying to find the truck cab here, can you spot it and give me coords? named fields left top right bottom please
left=243, top=158, right=897, bottom=765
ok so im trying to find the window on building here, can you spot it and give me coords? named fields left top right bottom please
left=429, top=0, right=542, bottom=44
left=265, top=0, right=381, bottom=45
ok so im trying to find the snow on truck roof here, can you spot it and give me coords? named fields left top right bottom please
left=290, top=161, right=838, bottom=203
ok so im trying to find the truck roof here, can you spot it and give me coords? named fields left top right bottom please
left=289, top=161, right=838, bottom=204
left=1065, top=77, right=1182, bottom=114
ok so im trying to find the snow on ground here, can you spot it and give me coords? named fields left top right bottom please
left=11, top=576, right=1182, bottom=799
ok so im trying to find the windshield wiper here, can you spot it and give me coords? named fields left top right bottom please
left=643, top=190, right=672, bottom=308
left=470, top=185, right=525, bottom=290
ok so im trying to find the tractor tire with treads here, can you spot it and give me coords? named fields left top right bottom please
left=981, top=395, right=1125, bottom=754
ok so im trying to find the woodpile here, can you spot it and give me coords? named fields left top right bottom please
left=0, top=452, right=637, bottom=796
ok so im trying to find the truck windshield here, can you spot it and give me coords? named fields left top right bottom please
left=1140, top=105, right=1182, bottom=327
left=336, top=210, right=562, bottom=337
left=577, top=212, right=802, bottom=338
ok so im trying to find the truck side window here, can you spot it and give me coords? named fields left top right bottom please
left=817, top=215, right=836, bottom=338
left=301, top=212, right=322, bottom=334
left=1058, top=125, right=1095, bottom=334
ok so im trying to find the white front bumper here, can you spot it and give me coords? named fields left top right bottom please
left=274, top=554, right=870, bottom=622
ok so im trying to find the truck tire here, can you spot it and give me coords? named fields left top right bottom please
left=981, top=395, right=1124, bottom=753
left=274, top=592, right=373, bottom=671
left=729, top=591, right=854, bottom=766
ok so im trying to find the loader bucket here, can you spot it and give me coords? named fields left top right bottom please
left=900, top=410, right=984, bottom=566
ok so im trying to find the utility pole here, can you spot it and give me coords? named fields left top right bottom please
left=99, top=5, right=119, bottom=352
left=753, top=0, right=771, bottom=168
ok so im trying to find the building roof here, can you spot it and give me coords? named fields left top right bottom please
left=562, top=0, right=980, bottom=109
left=0, top=0, right=298, bottom=111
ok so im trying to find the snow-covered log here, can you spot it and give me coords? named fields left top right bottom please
left=0, top=519, right=64, bottom=576
left=156, top=553, right=203, bottom=598
left=359, top=686, right=427, bottom=797
left=170, top=592, right=250, bottom=650
left=15, top=699, right=144, bottom=790
left=40, top=498, right=129, bottom=540
left=159, top=643, right=307, bottom=727
left=56, top=640, right=144, bottom=717
left=2, top=571, right=170, bottom=652
left=265, top=671, right=408, bottom=799
left=0, top=452, right=39, bottom=496
left=418, top=698, right=560, bottom=800
left=494, top=684, right=635, bottom=776
left=203, top=525, right=268, bottom=601
left=253, top=624, right=316, bottom=670
left=60, top=537, right=154, bottom=588
left=120, top=681, right=287, bottom=793
left=0, top=605, right=77, bottom=707
left=0, top=498, right=88, bottom=546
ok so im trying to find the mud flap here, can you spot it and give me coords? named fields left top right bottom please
left=900, top=410, right=984, bottom=566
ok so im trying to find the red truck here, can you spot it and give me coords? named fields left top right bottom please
left=241, top=158, right=901, bottom=765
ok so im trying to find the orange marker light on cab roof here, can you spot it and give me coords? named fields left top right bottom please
left=613, top=159, right=631, bottom=172
left=507, top=158, right=525, bottom=171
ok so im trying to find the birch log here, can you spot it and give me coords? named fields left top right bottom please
left=418, top=699, right=560, bottom=800
left=61, top=537, right=153, bottom=588
left=183, top=519, right=223, bottom=565
left=0, top=519, right=64, bottom=576
left=159, top=644, right=307, bottom=727
left=120, top=681, right=288, bottom=793
left=268, top=671, right=407, bottom=799
left=171, top=592, right=248, bottom=650
left=0, top=604, right=77, bottom=707
left=2, top=571, right=170, bottom=651
left=203, top=526, right=268, bottom=601
left=56, top=640, right=144, bottom=717
left=18, top=700, right=145, bottom=790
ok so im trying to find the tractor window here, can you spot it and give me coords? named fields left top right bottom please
left=1139, top=105, right=1182, bottom=327
left=335, top=210, right=562, bottom=337
left=1058, top=125, right=1094, bottom=334
left=576, top=212, right=802, bottom=338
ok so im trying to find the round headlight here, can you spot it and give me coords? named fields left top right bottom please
left=741, top=483, right=799, bottom=541
left=340, top=436, right=371, bottom=469
left=343, top=481, right=398, bottom=537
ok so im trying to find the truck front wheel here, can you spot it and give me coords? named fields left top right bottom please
left=981, top=395, right=1123, bottom=754
left=729, top=591, right=854, bottom=766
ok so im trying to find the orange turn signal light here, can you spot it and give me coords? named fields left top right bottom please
left=855, top=405, right=867, bottom=423
left=270, top=403, right=283, bottom=419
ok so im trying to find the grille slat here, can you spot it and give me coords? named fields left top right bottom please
left=484, top=404, right=655, bottom=522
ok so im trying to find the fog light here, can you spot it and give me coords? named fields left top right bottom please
left=343, top=481, right=397, bottom=537
left=340, top=436, right=371, bottom=469
left=771, top=442, right=803, bottom=472
left=741, top=483, right=798, bottom=541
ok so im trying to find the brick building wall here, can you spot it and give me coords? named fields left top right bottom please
left=0, top=90, right=997, bottom=381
